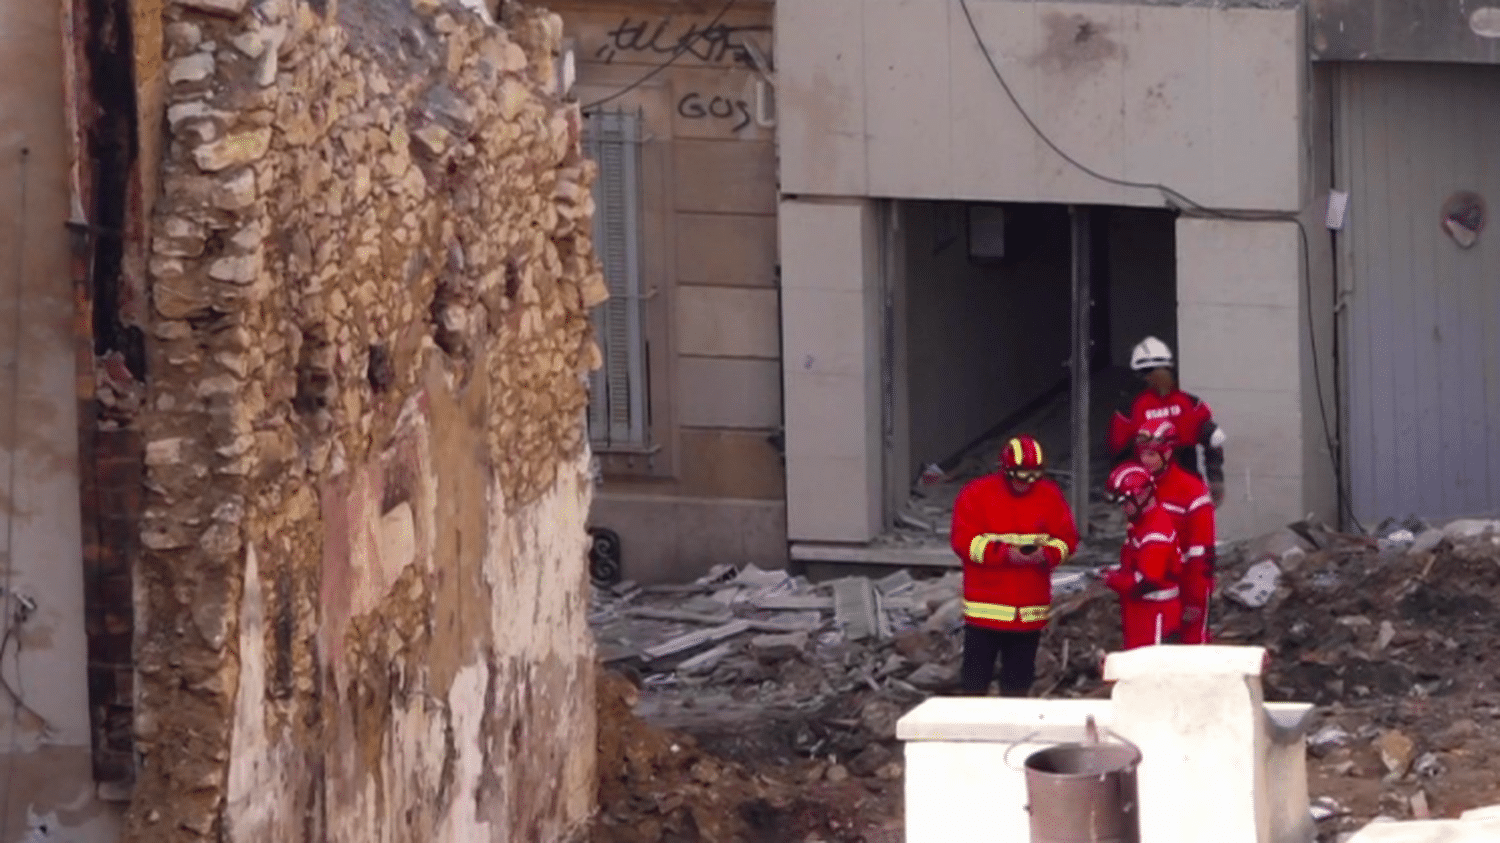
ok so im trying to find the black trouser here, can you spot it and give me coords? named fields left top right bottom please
left=961, top=624, right=1042, bottom=697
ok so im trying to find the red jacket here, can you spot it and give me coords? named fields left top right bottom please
left=950, top=474, right=1079, bottom=631
left=1152, top=463, right=1216, bottom=568
left=1105, top=504, right=1183, bottom=597
left=1107, top=388, right=1224, bottom=482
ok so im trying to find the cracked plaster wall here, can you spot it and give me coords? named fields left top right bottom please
left=128, top=0, right=604, bottom=841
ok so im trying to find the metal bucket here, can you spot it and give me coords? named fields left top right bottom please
left=1022, top=719, right=1141, bottom=843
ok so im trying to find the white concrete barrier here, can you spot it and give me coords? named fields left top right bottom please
left=898, top=698, right=1115, bottom=843
left=1343, top=818, right=1500, bottom=842
left=898, top=644, right=1315, bottom=843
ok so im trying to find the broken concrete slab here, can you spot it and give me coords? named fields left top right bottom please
left=1441, top=519, right=1500, bottom=542
left=751, top=632, right=808, bottom=662
left=644, top=619, right=753, bottom=661
left=678, top=642, right=735, bottom=675
left=876, top=570, right=916, bottom=596
left=905, top=663, right=955, bottom=690
left=1410, top=529, right=1446, bottom=554
left=1343, top=818, right=1500, bottom=842
left=751, top=593, right=834, bottom=611
left=831, top=577, right=882, bottom=642
left=1226, top=559, right=1281, bottom=608
left=625, top=607, right=735, bottom=625
left=745, top=611, right=824, bottom=633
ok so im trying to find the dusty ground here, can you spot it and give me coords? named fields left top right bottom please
left=587, top=524, right=1500, bottom=843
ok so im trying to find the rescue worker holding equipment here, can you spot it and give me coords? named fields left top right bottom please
left=1102, top=462, right=1184, bottom=650
left=949, top=435, right=1079, bottom=696
left=1134, top=419, right=1218, bottom=644
left=1107, top=336, right=1228, bottom=507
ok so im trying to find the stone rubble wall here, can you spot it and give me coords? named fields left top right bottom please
left=129, top=0, right=605, bottom=839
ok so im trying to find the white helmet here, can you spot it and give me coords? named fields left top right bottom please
left=1130, top=336, right=1174, bottom=371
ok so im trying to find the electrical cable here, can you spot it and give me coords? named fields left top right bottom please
left=957, top=0, right=1362, bottom=530
left=581, top=0, right=740, bottom=113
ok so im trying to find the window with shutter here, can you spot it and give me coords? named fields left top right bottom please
left=583, top=110, right=649, bottom=451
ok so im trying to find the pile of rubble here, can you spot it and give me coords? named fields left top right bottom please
left=1208, top=517, right=1500, bottom=842
left=588, top=516, right=1500, bottom=843
left=590, top=561, right=1108, bottom=708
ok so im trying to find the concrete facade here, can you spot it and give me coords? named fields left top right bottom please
left=777, top=0, right=1304, bottom=211
left=559, top=0, right=788, bottom=581
left=774, top=0, right=1336, bottom=542
left=779, top=198, right=885, bottom=542
left=0, top=0, right=125, bottom=837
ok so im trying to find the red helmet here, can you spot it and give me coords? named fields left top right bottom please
left=1000, top=435, right=1045, bottom=479
left=1106, top=463, right=1155, bottom=509
left=1134, top=419, right=1178, bottom=459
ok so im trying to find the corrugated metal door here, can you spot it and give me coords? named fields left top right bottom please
left=1337, top=63, right=1500, bottom=522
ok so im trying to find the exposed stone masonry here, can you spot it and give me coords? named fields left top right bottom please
left=127, top=0, right=606, bottom=839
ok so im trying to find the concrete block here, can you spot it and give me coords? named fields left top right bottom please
left=1207, top=8, right=1303, bottom=211
left=673, top=139, right=777, bottom=214
left=1218, top=470, right=1306, bottom=543
left=785, top=453, right=879, bottom=542
left=899, top=699, right=1116, bottom=843
left=1118, top=5, right=1212, bottom=197
left=675, top=213, right=778, bottom=287
left=676, top=357, right=782, bottom=429
left=898, top=680, right=1314, bottom=843
left=676, top=285, right=780, bottom=358
left=864, top=0, right=952, bottom=197
left=778, top=199, right=875, bottom=293
left=1177, top=302, right=1300, bottom=393
left=775, top=0, right=867, bottom=194
left=779, top=286, right=869, bottom=377
left=1196, top=387, right=1304, bottom=479
left=1104, top=645, right=1314, bottom=843
left=782, top=370, right=867, bottom=460
left=1031, top=3, right=1131, bottom=204
left=946, top=0, right=1042, bottom=202
left=676, top=429, right=785, bottom=499
left=1344, top=818, right=1500, bottom=843
left=1176, top=218, right=1302, bottom=309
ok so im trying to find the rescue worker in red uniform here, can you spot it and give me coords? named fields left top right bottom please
left=1107, top=336, right=1228, bottom=506
left=950, top=435, right=1079, bottom=696
left=1102, top=463, right=1183, bottom=650
left=1134, top=419, right=1218, bottom=644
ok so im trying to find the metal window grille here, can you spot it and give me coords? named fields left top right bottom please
left=583, top=109, right=648, bottom=450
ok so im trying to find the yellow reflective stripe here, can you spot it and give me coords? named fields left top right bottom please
left=968, top=535, right=994, bottom=564
left=1042, top=537, right=1071, bottom=563
left=964, top=600, right=1016, bottom=622
left=963, top=600, right=1051, bottom=623
left=1033, top=440, right=1044, bottom=466
left=1009, top=438, right=1023, bottom=465
left=969, top=533, right=1072, bottom=563
left=1019, top=605, right=1050, bottom=623
left=990, top=532, right=1048, bottom=545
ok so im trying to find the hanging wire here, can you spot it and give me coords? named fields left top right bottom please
left=956, top=0, right=1359, bottom=529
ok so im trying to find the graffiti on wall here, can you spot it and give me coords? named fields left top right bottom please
left=595, top=16, right=772, bottom=67
left=676, top=91, right=753, bottom=132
